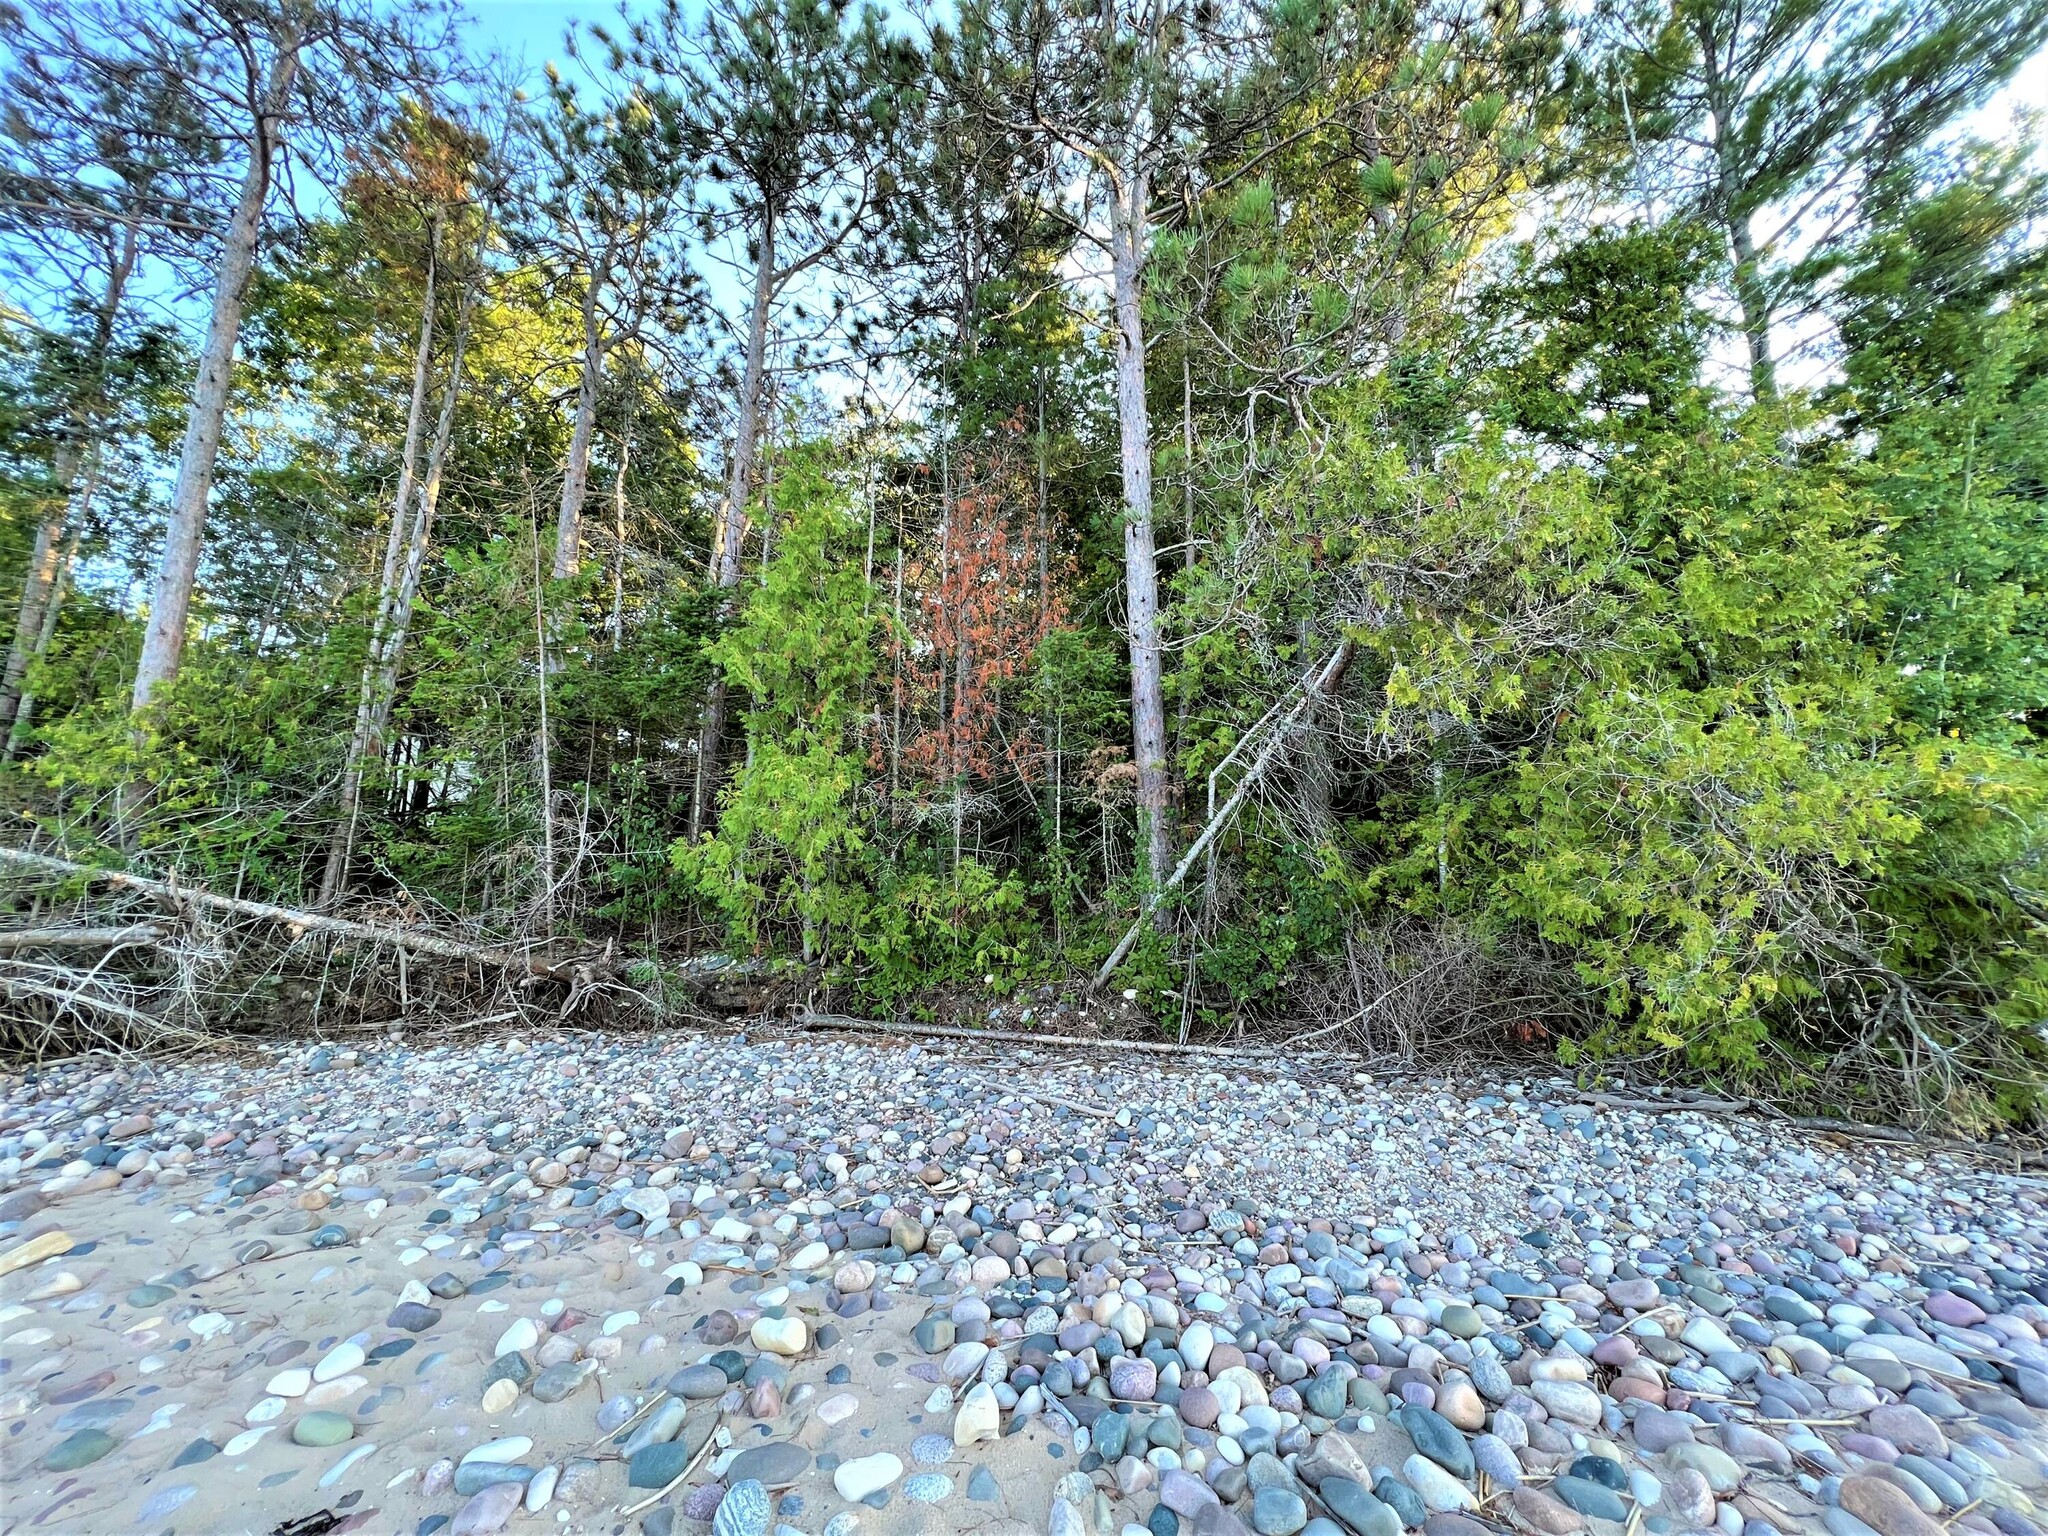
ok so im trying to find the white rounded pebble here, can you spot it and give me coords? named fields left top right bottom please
left=751, top=1316, right=807, bottom=1356
left=222, top=1427, right=275, bottom=1457
left=525, top=1463, right=560, bottom=1512
left=833, top=1452, right=903, bottom=1501
left=312, top=1342, right=364, bottom=1382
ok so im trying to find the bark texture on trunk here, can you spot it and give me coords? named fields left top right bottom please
left=1698, top=19, right=1775, bottom=405
left=552, top=262, right=607, bottom=579
left=372, top=221, right=440, bottom=633
left=689, top=212, right=778, bottom=840
left=1727, top=211, right=1776, bottom=401
left=608, top=425, right=633, bottom=649
left=1108, top=167, right=1173, bottom=897
left=131, top=36, right=302, bottom=713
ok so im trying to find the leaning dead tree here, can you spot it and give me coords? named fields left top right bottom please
left=1091, top=635, right=1358, bottom=991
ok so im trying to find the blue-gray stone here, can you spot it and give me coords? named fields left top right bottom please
left=713, top=1478, right=772, bottom=1536
left=1304, top=1375, right=1349, bottom=1419
left=1320, top=1479, right=1401, bottom=1536
left=1253, top=1486, right=1309, bottom=1535
left=1396, top=1406, right=1474, bottom=1479
left=1552, top=1475, right=1630, bottom=1522
left=726, top=1443, right=809, bottom=1487
left=1570, top=1455, right=1628, bottom=1491
left=1374, top=1475, right=1427, bottom=1529
left=453, top=1461, right=535, bottom=1496
left=629, top=1441, right=696, bottom=1489
left=968, top=1465, right=1001, bottom=1503
left=171, top=1438, right=219, bottom=1468
left=1472, top=1435, right=1520, bottom=1489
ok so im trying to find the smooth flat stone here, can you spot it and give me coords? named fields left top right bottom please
left=42, top=1428, right=118, bottom=1471
left=314, top=1342, right=365, bottom=1382
left=293, top=1411, right=355, bottom=1447
left=728, top=1441, right=811, bottom=1487
left=463, top=1436, right=535, bottom=1467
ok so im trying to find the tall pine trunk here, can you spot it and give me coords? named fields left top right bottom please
left=319, top=228, right=440, bottom=902
left=608, top=414, right=636, bottom=650
left=371, top=217, right=441, bottom=647
left=1108, top=166, right=1173, bottom=900
left=552, top=260, right=607, bottom=579
left=320, top=231, right=482, bottom=905
left=1727, top=211, right=1776, bottom=401
left=1700, top=24, right=1776, bottom=403
left=131, top=32, right=302, bottom=713
left=689, top=210, right=777, bottom=839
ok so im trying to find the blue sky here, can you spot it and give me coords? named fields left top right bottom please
left=464, top=0, right=585, bottom=61
left=461, top=1, right=588, bottom=70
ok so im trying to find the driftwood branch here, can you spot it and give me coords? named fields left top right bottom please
left=0, top=923, right=169, bottom=951
left=0, top=974, right=207, bottom=1037
left=793, top=1009, right=1301, bottom=1064
left=0, top=847, right=600, bottom=981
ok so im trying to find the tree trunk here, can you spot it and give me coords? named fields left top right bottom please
left=1094, top=637, right=1357, bottom=990
left=131, top=33, right=302, bottom=713
left=689, top=209, right=777, bottom=840
left=1108, top=167, right=1173, bottom=899
left=1698, top=19, right=1775, bottom=405
left=6, top=523, right=80, bottom=759
left=370, top=217, right=440, bottom=643
left=533, top=531, right=557, bottom=928
left=0, top=445, right=79, bottom=738
left=552, top=257, right=607, bottom=579
left=321, top=232, right=481, bottom=905
left=1727, top=211, right=1775, bottom=401
left=319, top=232, right=439, bottom=901
left=608, top=425, right=633, bottom=649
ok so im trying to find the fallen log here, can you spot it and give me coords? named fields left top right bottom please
left=0, top=923, right=168, bottom=952
left=792, top=1009, right=1302, bottom=1064
left=0, top=847, right=596, bottom=982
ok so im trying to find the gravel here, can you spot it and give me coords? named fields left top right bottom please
left=4, top=1026, right=2048, bottom=1535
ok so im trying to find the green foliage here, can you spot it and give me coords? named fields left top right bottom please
left=1837, top=147, right=2048, bottom=747
left=672, top=449, right=878, bottom=960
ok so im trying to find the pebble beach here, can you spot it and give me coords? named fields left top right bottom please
left=4, top=1026, right=2048, bottom=1536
